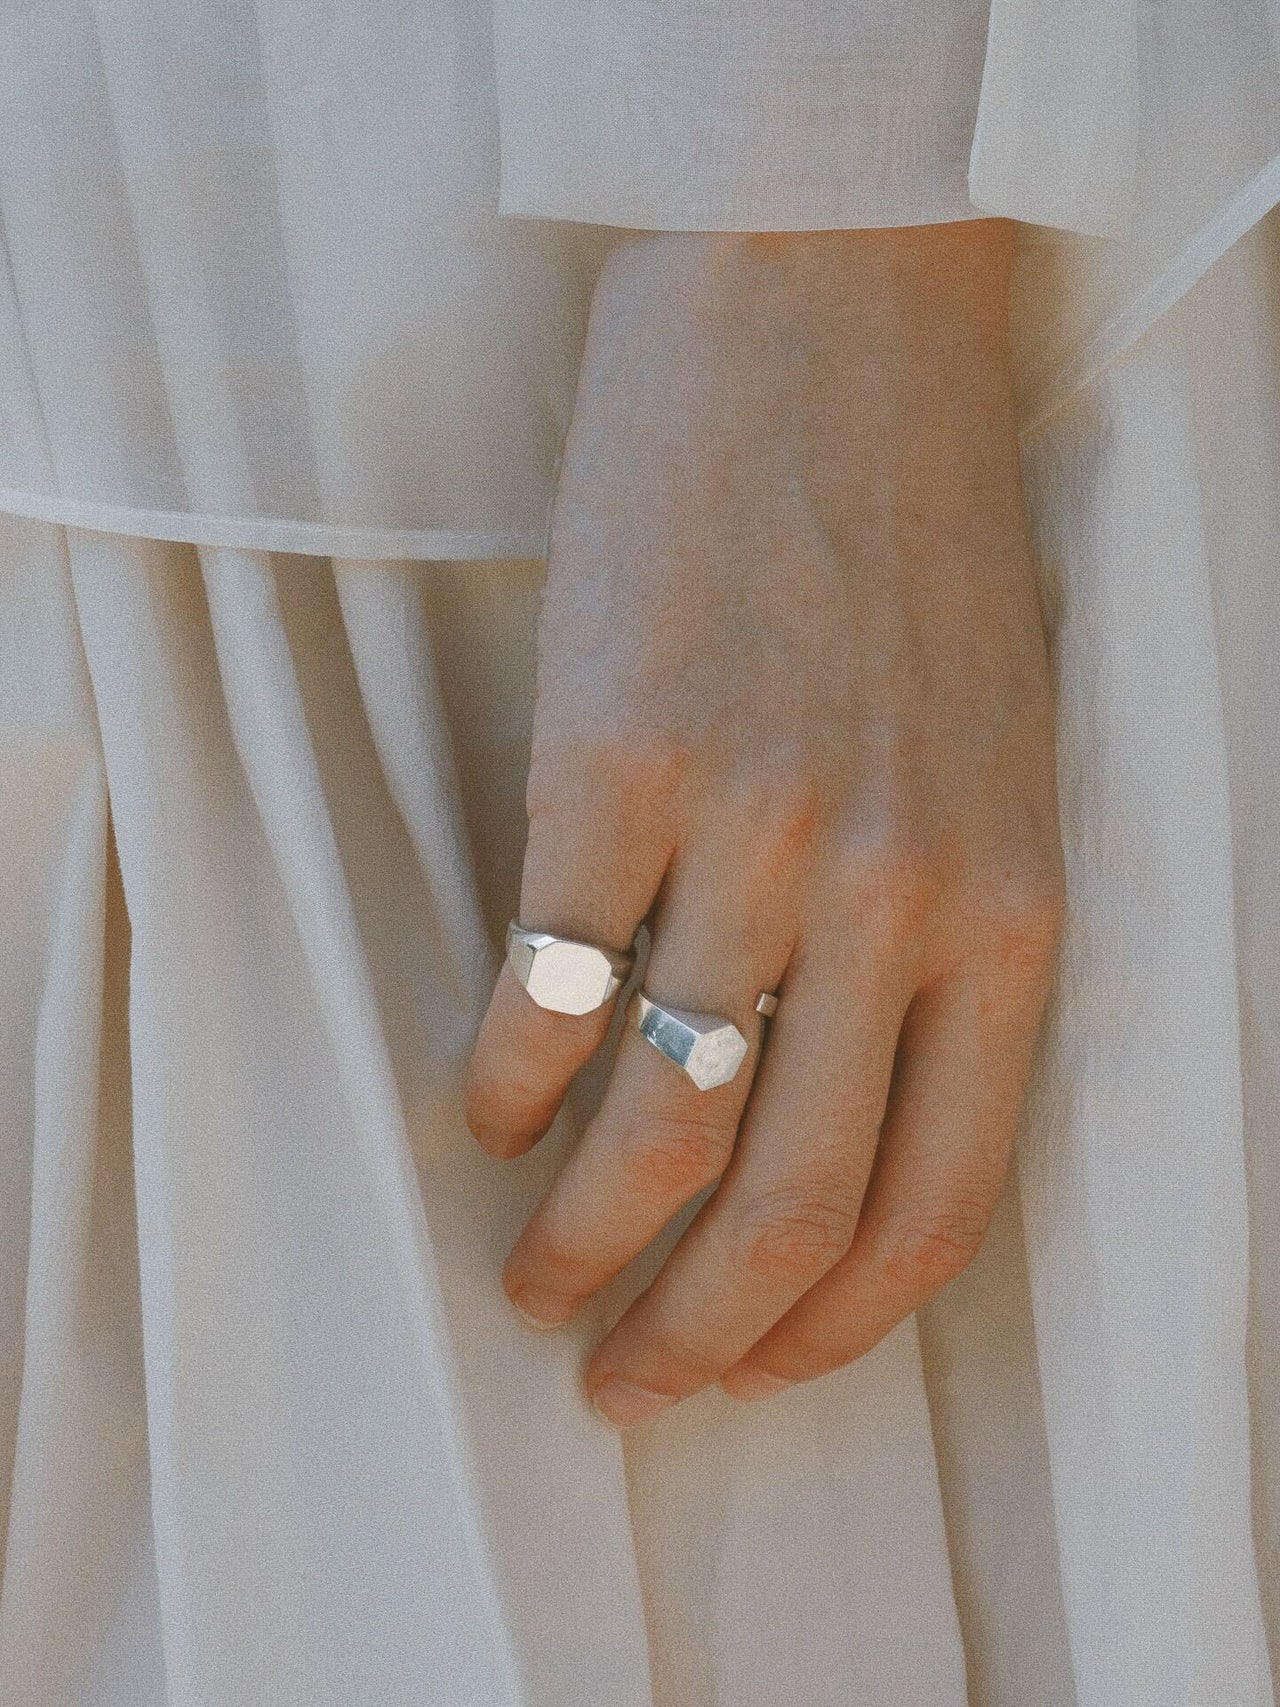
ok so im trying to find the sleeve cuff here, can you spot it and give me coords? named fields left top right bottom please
left=491, top=0, right=993, bottom=232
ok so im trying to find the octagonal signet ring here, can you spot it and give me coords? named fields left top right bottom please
left=630, top=991, right=750, bottom=1092
left=505, top=923, right=634, bottom=1016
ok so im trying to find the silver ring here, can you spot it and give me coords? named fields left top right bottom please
left=630, top=991, right=751, bottom=1091
left=506, top=923, right=633, bottom=1015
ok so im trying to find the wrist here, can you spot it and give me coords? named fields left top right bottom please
left=572, top=220, right=1023, bottom=547
left=601, top=221, right=1013, bottom=336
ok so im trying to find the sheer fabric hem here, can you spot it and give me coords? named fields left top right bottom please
left=0, top=490, right=548, bottom=565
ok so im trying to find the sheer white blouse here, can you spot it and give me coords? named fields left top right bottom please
left=3, top=9, right=1280, bottom=1706
left=2, top=0, right=1278, bottom=559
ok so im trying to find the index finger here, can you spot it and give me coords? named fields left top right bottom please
left=464, top=743, right=675, bottom=1156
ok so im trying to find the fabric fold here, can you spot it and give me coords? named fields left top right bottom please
left=0, top=0, right=608, bottom=556
left=2, top=1, right=1278, bottom=561
left=326, top=560, right=496, bottom=1023
left=490, top=0, right=992, bottom=231
left=55, top=534, right=657, bottom=1706
left=63, top=532, right=528, bottom=1704
left=1015, top=331, right=1272, bottom=1707
left=969, top=0, right=1135, bottom=238
left=195, top=543, right=530, bottom=1705
left=0, top=518, right=161, bottom=1707
left=1175, top=209, right=1280, bottom=1687
left=1014, top=152, right=1280, bottom=440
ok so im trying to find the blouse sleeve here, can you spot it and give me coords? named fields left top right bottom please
left=489, top=0, right=994, bottom=232
left=491, top=0, right=1280, bottom=256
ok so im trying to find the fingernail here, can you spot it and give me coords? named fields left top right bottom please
left=509, top=1285, right=578, bottom=1329
left=590, top=1378, right=678, bottom=1428
left=719, top=1366, right=793, bottom=1402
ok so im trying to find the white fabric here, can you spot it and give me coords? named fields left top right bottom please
left=2, top=4, right=1279, bottom=1703
left=0, top=529, right=971, bottom=1707
left=490, top=0, right=993, bottom=230
left=3, top=215, right=1280, bottom=1706
left=0, top=1, right=610, bottom=559
left=3, top=0, right=1280, bottom=557
left=1014, top=338, right=1269, bottom=1707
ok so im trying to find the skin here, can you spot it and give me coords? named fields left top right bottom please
left=465, top=220, right=1064, bottom=1428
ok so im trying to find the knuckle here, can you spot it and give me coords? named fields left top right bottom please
left=642, top=1324, right=725, bottom=1388
left=463, top=1072, right=500, bottom=1138
left=527, top=729, right=689, bottom=822
left=725, top=769, right=826, bottom=871
left=829, top=823, right=946, bottom=938
left=463, top=1061, right=519, bottom=1152
left=875, top=1195, right=991, bottom=1295
left=615, top=1108, right=736, bottom=1202
left=979, top=854, right=1067, bottom=963
left=732, top=1184, right=860, bottom=1284
left=513, top=1221, right=587, bottom=1290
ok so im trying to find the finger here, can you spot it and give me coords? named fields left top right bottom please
left=500, top=809, right=800, bottom=1339
left=581, top=924, right=914, bottom=1417
left=465, top=742, right=674, bottom=1157
left=719, top=950, right=1052, bottom=1396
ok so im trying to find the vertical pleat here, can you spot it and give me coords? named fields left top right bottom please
left=66, top=530, right=358, bottom=1702
left=623, top=1322, right=969, bottom=1707
left=332, top=560, right=493, bottom=1027
left=918, top=1182, right=1077, bottom=1707
left=194, top=542, right=524, bottom=1701
left=63, top=532, right=523, bottom=1704
left=1016, top=337, right=1272, bottom=1706
left=1174, top=205, right=1280, bottom=1687
left=2, top=413, right=1275, bottom=1703
left=0, top=515, right=161, bottom=1706
left=202, top=545, right=656, bottom=1707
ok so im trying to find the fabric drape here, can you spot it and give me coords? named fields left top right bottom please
left=2, top=211, right=1279, bottom=1705
left=3, top=1, right=1279, bottom=555
left=2, top=4, right=1279, bottom=1703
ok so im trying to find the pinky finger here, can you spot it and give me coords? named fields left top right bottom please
left=720, top=958, right=1047, bottom=1394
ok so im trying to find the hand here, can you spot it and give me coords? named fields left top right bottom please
left=465, top=221, right=1064, bottom=1428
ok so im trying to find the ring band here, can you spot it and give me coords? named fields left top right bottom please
left=630, top=991, right=752, bottom=1091
left=755, top=991, right=779, bottom=1018
left=506, top=922, right=633, bottom=1015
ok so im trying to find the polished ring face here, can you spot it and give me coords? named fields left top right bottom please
left=755, top=991, right=779, bottom=1018
left=631, top=992, right=749, bottom=1091
left=506, top=923, right=632, bottom=1015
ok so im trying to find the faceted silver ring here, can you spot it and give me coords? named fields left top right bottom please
left=505, top=923, right=633, bottom=1016
left=630, top=991, right=753, bottom=1092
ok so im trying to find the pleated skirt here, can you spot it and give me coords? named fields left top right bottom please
left=1, top=211, right=1278, bottom=1707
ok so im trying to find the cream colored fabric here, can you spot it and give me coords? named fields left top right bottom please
left=2, top=214, right=1279, bottom=1705
left=0, top=1, right=610, bottom=559
left=0, top=532, right=967, bottom=1707
left=3, top=1, right=1279, bottom=557
left=2, top=4, right=1279, bottom=1703
left=490, top=0, right=993, bottom=230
